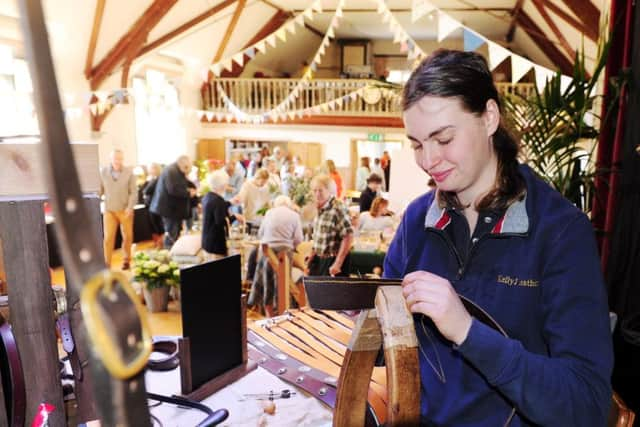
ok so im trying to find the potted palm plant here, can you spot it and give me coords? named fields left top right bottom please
left=132, top=249, right=180, bottom=312
left=503, top=39, right=615, bottom=214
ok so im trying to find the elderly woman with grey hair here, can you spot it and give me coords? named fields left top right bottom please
left=201, top=170, right=244, bottom=260
left=248, top=195, right=303, bottom=317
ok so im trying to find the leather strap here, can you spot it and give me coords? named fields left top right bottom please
left=17, top=1, right=153, bottom=425
left=147, top=341, right=179, bottom=372
left=0, top=313, right=25, bottom=427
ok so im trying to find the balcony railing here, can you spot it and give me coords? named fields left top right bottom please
left=202, top=78, right=537, bottom=118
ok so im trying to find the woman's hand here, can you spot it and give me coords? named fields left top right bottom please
left=402, top=271, right=472, bottom=345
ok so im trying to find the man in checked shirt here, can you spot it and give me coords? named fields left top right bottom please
left=306, top=174, right=354, bottom=276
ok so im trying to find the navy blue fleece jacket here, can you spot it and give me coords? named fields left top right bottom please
left=384, top=165, right=613, bottom=426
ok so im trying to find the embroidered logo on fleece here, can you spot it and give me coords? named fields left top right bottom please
left=497, top=275, right=539, bottom=287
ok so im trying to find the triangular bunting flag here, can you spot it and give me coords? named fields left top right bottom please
left=412, top=0, right=436, bottom=22
left=511, top=55, right=533, bottom=84
left=318, top=45, right=326, bottom=55
left=221, top=57, right=233, bottom=72
left=327, top=27, right=335, bottom=39
left=350, top=92, right=358, bottom=101
left=255, top=40, right=267, bottom=54
left=304, top=8, right=313, bottom=19
left=196, top=110, right=206, bottom=120
left=288, top=112, right=296, bottom=120
left=463, top=28, right=485, bottom=52
left=215, top=112, right=224, bottom=121
left=487, top=41, right=511, bottom=70
left=377, top=1, right=386, bottom=14
left=245, top=47, right=256, bottom=59
left=89, top=104, right=98, bottom=116
left=310, top=62, right=318, bottom=71
left=205, top=111, right=214, bottom=121
left=225, top=114, right=234, bottom=123
left=336, top=8, right=343, bottom=18
left=296, top=110, right=304, bottom=118
left=336, top=98, right=343, bottom=108
left=437, top=11, right=461, bottom=42
left=276, top=28, right=287, bottom=42
left=382, top=10, right=392, bottom=24
left=266, top=34, right=277, bottom=47
left=312, top=0, right=322, bottom=13
left=286, top=21, right=296, bottom=34
left=232, top=52, right=245, bottom=67
left=94, top=91, right=108, bottom=103
left=560, top=75, right=573, bottom=94
left=295, top=14, right=305, bottom=26
left=534, top=65, right=554, bottom=93
left=400, top=41, right=408, bottom=53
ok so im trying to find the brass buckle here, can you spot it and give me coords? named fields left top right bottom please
left=80, top=270, right=152, bottom=379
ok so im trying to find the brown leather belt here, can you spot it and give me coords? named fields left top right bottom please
left=0, top=313, right=25, bottom=427
left=248, top=310, right=388, bottom=423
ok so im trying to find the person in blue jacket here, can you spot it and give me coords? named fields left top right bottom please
left=384, top=49, right=613, bottom=426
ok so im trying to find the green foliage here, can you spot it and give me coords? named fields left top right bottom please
left=502, top=38, right=614, bottom=213
left=132, top=250, right=180, bottom=290
left=288, top=176, right=313, bottom=207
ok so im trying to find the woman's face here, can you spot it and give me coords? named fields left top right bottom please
left=403, top=96, right=499, bottom=205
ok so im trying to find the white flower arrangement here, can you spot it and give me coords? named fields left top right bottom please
left=132, top=249, right=180, bottom=290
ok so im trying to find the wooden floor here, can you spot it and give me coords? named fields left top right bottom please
left=51, top=241, right=262, bottom=338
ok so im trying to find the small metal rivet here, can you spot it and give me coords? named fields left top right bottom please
left=275, top=353, right=287, bottom=360
left=472, top=237, right=479, bottom=244
left=298, top=365, right=311, bottom=372
left=484, top=216, right=492, bottom=223
left=65, top=198, right=77, bottom=213
left=259, top=357, right=267, bottom=364
left=295, top=376, right=304, bottom=383
left=324, top=376, right=337, bottom=384
left=255, top=341, right=265, bottom=347
left=127, top=333, right=136, bottom=347
left=277, top=367, right=287, bottom=374
left=318, top=387, right=327, bottom=396
left=79, top=249, right=91, bottom=263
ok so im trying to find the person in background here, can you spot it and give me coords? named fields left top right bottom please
left=247, top=152, right=261, bottom=179
left=372, top=157, right=387, bottom=191
left=224, top=159, right=244, bottom=201
left=306, top=174, right=354, bottom=276
left=150, top=155, right=197, bottom=248
left=201, top=170, right=243, bottom=261
left=271, top=146, right=285, bottom=171
left=326, top=159, right=343, bottom=199
left=359, top=173, right=383, bottom=213
left=359, top=197, right=393, bottom=232
left=355, top=156, right=371, bottom=191
left=185, top=165, right=200, bottom=231
left=385, top=49, right=612, bottom=426
left=248, top=195, right=303, bottom=317
left=265, top=158, right=282, bottom=194
left=293, top=155, right=306, bottom=177
left=233, top=168, right=271, bottom=227
left=142, top=163, right=164, bottom=248
left=259, top=146, right=271, bottom=168
left=281, top=162, right=296, bottom=198
left=280, top=153, right=294, bottom=177
left=381, top=150, right=391, bottom=189
left=100, top=149, right=137, bottom=270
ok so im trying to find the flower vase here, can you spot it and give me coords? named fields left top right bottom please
left=143, top=285, right=170, bottom=313
left=170, top=285, right=181, bottom=311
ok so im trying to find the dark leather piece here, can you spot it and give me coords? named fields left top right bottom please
left=147, top=340, right=179, bottom=372
left=0, top=313, right=25, bottom=427
left=147, top=392, right=228, bottom=427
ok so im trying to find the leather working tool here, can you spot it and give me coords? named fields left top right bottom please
left=17, top=1, right=152, bottom=425
left=302, top=277, right=516, bottom=426
left=0, top=312, right=25, bottom=427
left=147, top=392, right=229, bottom=427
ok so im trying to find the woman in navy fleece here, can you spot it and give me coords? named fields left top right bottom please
left=384, top=49, right=613, bottom=426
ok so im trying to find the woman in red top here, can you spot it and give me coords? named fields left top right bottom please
left=326, top=159, right=343, bottom=198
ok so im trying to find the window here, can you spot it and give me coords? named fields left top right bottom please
left=0, top=44, right=38, bottom=137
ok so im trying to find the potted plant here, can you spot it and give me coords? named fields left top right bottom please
left=132, top=249, right=180, bottom=312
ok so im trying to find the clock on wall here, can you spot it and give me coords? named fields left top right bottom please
left=362, top=86, right=382, bottom=105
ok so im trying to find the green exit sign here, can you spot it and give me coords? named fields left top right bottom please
left=368, top=133, right=384, bottom=142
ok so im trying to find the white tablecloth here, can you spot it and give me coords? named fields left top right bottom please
left=146, top=365, right=333, bottom=426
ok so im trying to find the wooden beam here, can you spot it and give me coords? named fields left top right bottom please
left=291, top=7, right=512, bottom=12
left=212, top=0, right=247, bottom=63
left=304, top=22, right=324, bottom=38
left=137, top=0, right=237, bottom=58
left=516, top=11, right=574, bottom=75
left=561, top=0, right=600, bottom=38
left=531, top=0, right=575, bottom=59
left=84, top=0, right=106, bottom=79
left=219, top=9, right=290, bottom=77
left=538, top=0, right=598, bottom=42
left=506, top=0, right=526, bottom=43
left=88, top=0, right=178, bottom=90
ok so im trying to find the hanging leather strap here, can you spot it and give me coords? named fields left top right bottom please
left=0, top=313, right=25, bottom=427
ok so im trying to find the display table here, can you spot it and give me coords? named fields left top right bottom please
left=146, top=357, right=332, bottom=426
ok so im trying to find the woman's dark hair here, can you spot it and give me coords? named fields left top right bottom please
left=403, top=49, right=525, bottom=211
